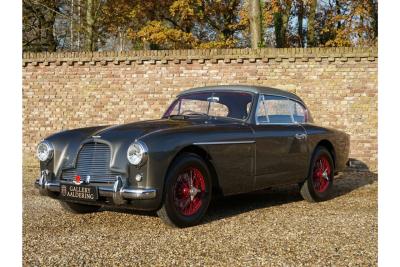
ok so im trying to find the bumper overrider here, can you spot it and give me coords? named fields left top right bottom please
left=34, top=170, right=157, bottom=205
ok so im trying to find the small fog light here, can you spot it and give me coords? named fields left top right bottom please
left=135, top=173, right=143, bottom=182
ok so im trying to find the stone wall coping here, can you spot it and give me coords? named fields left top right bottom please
left=22, top=47, right=377, bottom=65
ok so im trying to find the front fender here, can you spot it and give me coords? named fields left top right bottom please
left=139, top=122, right=255, bottom=199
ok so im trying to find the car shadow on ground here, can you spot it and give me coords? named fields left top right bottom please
left=204, top=185, right=303, bottom=223
left=204, top=168, right=377, bottom=223
left=101, top=206, right=158, bottom=217
left=101, top=166, right=377, bottom=223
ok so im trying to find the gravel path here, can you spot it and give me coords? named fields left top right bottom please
left=23, top=159, right=377, bottom=266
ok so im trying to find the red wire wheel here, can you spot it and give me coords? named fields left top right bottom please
left=312, top=155, right=331, bottom=193
left=172, top=167, right=206, bottom=216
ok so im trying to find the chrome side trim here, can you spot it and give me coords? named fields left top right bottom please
left=193, top=140, right=255, bottom=145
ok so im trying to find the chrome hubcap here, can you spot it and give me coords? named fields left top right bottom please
left=189, top=186, right=201, bottom=201
left=322, top=170, right=329, bottom=181
left=173, top=167, right=206, bottom=216
left=312, top=155, right=331, bottom=193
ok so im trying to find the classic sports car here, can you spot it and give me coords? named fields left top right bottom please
left=35, top=85, right=350, bottom=227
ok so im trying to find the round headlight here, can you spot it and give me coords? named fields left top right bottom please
left=127, top=141, right=148, bottom=166
left=36, top=141, right=54, bottom=162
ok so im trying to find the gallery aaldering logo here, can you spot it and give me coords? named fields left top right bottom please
left=60, top=185, right=67, bottom=196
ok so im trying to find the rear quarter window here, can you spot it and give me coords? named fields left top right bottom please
left=256, top=95, right=308, bottom=124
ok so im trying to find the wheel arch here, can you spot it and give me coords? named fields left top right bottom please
left=167, top=145, right=222, bottom=195
left=314, top=139, right=336, bottom=169
left=303, top=139, right=337, bottom=184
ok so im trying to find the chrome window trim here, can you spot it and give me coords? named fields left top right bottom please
left=255, top=94, right=308, bottom=125
left=193, top=140, right=255, bottom=145
left=163, top=90, right=256, bottom=122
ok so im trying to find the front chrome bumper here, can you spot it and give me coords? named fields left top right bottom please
left=35, top=171, right=156, bottom=204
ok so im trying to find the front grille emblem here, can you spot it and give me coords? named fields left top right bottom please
left=73, top=175, right=82, bottom=185
left=73, top=175, right=91, bottom=185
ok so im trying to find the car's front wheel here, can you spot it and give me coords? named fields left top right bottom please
left=157, top=153, right=212, bottom=228
left=300, top=147, right=334, bottom=202
left=59, top=201, right=101, bottom=214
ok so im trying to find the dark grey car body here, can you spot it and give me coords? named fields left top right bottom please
left=35, top=85, right=350, bottom=211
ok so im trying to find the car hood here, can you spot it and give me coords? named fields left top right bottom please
left=92, top=119, right=194, bottom=141
left=46, top=119, right=196, bottom=175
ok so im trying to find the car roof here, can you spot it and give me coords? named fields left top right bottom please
left=178, top=85, right=304, bottom=103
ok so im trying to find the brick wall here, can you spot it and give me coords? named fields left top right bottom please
left=22, top=47, right=378, bottom=170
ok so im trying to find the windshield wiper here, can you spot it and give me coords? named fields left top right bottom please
left=168, top=112, right=210, bottom=120
left=184, top=112, right=209, bottom=117
left=180, top=110, right=209, bottom=117
left=168, top=114, right=189, bottom=120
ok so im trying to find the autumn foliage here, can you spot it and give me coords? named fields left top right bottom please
left=23, top=0, right=378, bottom=52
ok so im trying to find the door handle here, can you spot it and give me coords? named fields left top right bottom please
left=295, top=133, right=307, bottom=140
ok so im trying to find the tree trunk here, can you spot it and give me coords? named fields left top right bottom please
left=307, top=0, right=317, bottom=47
left=143, top=40, right=151, bottom=50
left=369, top=0, right=378, bottom=40
left=77, top=0, right=81, bottom=50
left=249, top=0, right=262, bottom=48
left=70, top=0, right=74, bottom=50
left=336, top=0, right=341, bottom=29
left=38, top=1, right=57, bottom=52
left=274, top=2, right=292, bottom=48
left=297, top=0, right=305, bottom=47
left=274, top=12, right=284, bottom=48
left=281, top=7, right=291, bottom=47
left=85, top=0, right=94, bottom=51
left=45, top=12, right=57, bottom=51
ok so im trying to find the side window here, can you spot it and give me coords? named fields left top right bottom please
left=256, top=95, right=307, bottom=124
left=256, top=95, right=268, bottom=123
left=265, top=96, right=293, bottom=123
left=209, top=102, right=229, bottom=117
left=292, top=101, right=307, bottom=123
left=179, top=98, right=209, bottom=114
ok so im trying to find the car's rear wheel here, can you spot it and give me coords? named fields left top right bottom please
left=59, top=201, right=101, bottom=214
left=157, top=153, right=212, bottom=228
left=300, top=147, right=334, bottom=202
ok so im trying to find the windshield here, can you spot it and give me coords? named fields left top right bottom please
left=163, top=91, right=254, bottom=120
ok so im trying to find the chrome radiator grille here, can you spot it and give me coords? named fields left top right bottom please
left=61, top=142, right=119, bottom=183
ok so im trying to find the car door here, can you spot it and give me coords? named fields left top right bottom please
left=252, top=94, right=309, bottom=189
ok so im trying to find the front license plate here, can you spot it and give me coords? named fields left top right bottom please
left=60, top=184, right=98, bottom=201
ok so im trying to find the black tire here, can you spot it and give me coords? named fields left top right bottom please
left=300, top=147, right=334, bottom=202
left=157, top=153, right=212, bottom=228
left=59, top=201, right=101, bottom=214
